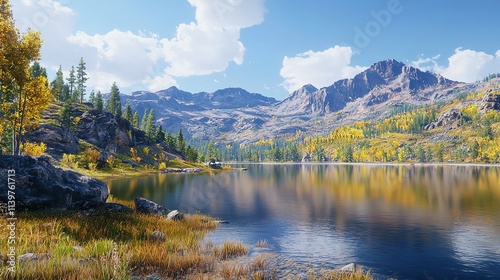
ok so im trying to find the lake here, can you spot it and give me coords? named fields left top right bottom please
left=106, top=164, right=500, bottom=279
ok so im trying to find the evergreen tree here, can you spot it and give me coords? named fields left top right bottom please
left=67, top=66, right=76, bottom=101
left=166, top=133, right=176, bottom=148
left=177, top=129, right=186, bottom=153
left=123, top=103, right=133, bottom=122
left=186, top=145, right=198, bottom=162
left=105, top=82, right=122, bottom=117
left=76, top=57, right=88, bottom=103
left=155, top=125, right=165, bottom=142
left=145, top=109, right=156, bottom=139
left=132, top=111, right=140, bottom=127
left=88, top=90, right=96, bottom=105
left=30, top=61, right=47, bottom=81
left=141, top=110, right=148, bottom=131
left=94, top=91, right=103, bottom=111
left=62, top=84, right=70, bottom=102
left=207, top=141, right=217, bottom=160
left=59, top=98, right=74, bottom=132
left=50, top=66, right=65, bottom=101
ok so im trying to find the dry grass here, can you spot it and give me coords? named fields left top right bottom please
left=0, top=200, right=374, bottom=280
left=0, top=206, right=217, bottom=279
left=309, top=269, right=373, bottom=280
left=213, top=241, right=248, bottom=260
left=256, top=239, right=268, bottom=248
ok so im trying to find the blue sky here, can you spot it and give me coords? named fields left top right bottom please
left=11, top=0, right=500, bottom=100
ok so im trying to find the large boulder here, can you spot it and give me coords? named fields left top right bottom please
left=0, top=156, right=108, bottom=211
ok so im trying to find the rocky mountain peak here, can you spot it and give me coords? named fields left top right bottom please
left=369, top=59, right=405, bottom=79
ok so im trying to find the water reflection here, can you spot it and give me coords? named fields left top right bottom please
left=106, top=164, right=500, bottom=279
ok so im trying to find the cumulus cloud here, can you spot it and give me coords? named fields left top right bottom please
left=12, top=0, right=265, bottom=93
left=11, top=0, right=76, bottom=68
left=280, top=46, right=367, bottom=93
left=163, top=0, right=264, bottom=77
left=161, top=23, right=245, bottom=77
left=67, top=30, right=162, bottom=90
left=412, top=48, right=500, bottom=82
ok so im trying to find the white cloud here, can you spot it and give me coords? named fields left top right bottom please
left=280, top=46, right=367, bottom=93
left=11, top=0, right=265, bottom=93
left=163, top=0, right=264, bottom=77
left=412, top=48, right=500, bottom=82
left=143, top=70, right=178, bottom=92
left=161, top=23, right=245, bottom=77
left=187, top=0, right=265, bottom=29
left=67, top=29, right=162, bottom=90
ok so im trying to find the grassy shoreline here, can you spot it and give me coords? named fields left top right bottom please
left=0, top=197, right=373, bottom=280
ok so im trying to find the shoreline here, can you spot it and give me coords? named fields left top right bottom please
left=223, top=161, right=500, bottom=167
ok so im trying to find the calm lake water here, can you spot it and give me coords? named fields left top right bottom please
left=106, top=164, right=500, bottom=279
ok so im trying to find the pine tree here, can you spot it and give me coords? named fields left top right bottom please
left=186, top=145, right=198, bottom=162
left=132, top=111, right=140, bottom=127
left=155, top=125, right=165, bottom=142
left=59, top=98, right=74, bottom=132
left=177, top=129, right=186, bottom=153
left=88, top=90, right=96, bottom=105
left=166, top=133, right=176, bottom=148
left=141, top=109, right=148, bottom=131
left=67, top=66, right=76, bottom=101
left=50, top=66, right=65, bottom=101
left=94, top=91, right=103, bottom=111
left=105, top=82, right=122, bottom=117
left=76, top=57, right=88, bottom=103
left=123, top=103, right=133, bottom=122
left=145, top=109, right=156, bottom=140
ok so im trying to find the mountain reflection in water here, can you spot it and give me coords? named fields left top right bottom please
left=106, top=164, right=500, bottom=279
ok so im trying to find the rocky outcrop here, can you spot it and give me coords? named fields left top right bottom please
left=23, top=124, right=79, bottom=160
left=75, top=110, right=147, bottom=154
left=479, top=93, right=500, bottom=112
left=0, top=156, right=108, bottom=211
left=424, top=108, right=461, bottom=130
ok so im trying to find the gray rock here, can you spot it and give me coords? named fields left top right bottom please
left=0, top=156, right=108, bottom=211
left=479, top=93, right=500, bottom=112
left=101, top=203, right=134, bottom=213
left=150, top=230, right=166, bottom=242
left=19, top=253, right=50, bottom=262
left=425, top=108, right=461, bottom=130
left=134, top=197, right=170, bottom=216
left=338, top=263, right=358, bottom=272
left=23, top=124, right=79, bottom=161
left=167, top=210, right=184, bottom=221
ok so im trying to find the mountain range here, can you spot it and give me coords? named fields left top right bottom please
left=120, top=59, right=469, bottom=144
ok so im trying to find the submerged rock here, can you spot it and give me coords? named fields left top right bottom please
left=0, top=156, right=108, bottom=211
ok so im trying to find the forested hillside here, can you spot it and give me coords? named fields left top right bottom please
left=206, top=80, right=500, bottom=164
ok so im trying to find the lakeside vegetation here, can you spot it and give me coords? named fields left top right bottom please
left=200, top=84, right=500, bottom=164
left=0, top=196, right=373, bottom=280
